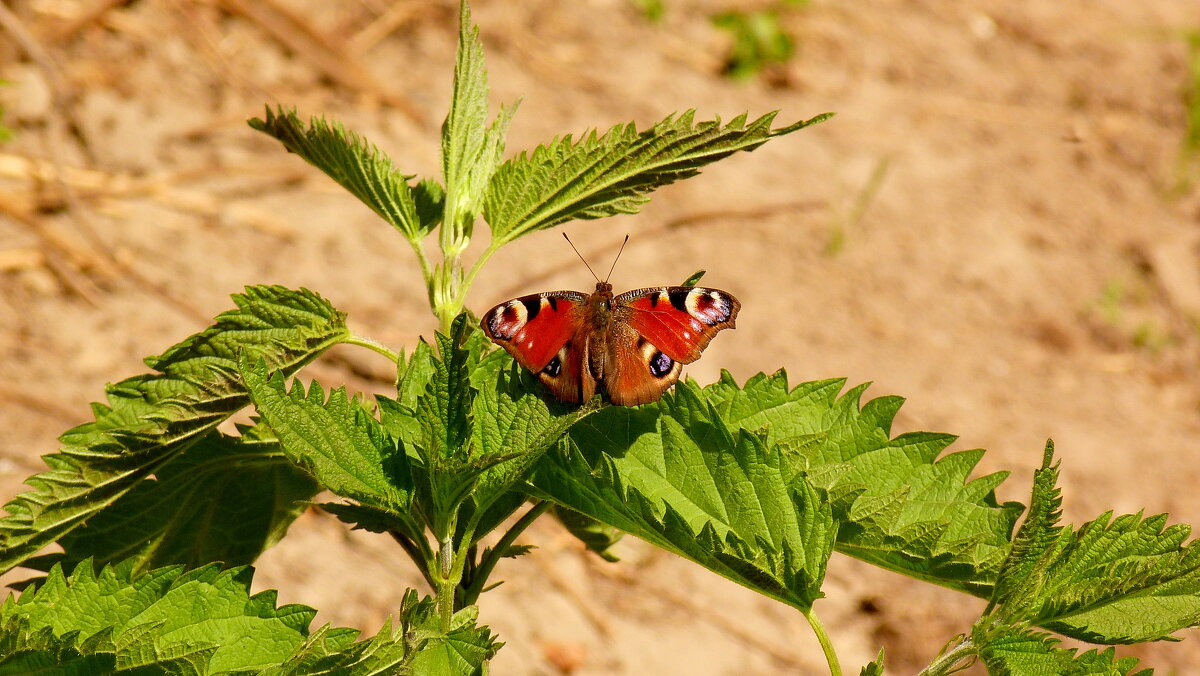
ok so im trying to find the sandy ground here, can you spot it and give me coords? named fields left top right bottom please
left=2, top=0, right=1200, bottom=673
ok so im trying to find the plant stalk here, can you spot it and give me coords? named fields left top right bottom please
left=343, top=333, right=402, bottom=364
left=801, top=605, right=842, bottom=676
left=916, top=638, right=975, bottom=676
left=461, top=500, right=552, bottom=606
left=436, top=531, right=457, bottom=631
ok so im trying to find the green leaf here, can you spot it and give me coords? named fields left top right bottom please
left=703, top=371, right=1022, bottom=595
left=1, top=560, right=313, bottom=673
left=1005, top=511, right=1200, bottom=643
left=989, top=441, right=1064, bottom=617
left=414, top=319, right=481, bottom=535
left=249, top=107, right=435, bottom=242
left=483, top=110, right=832, bottom=244
left=263, top=621, right=401, bottom=676
left=531, top=381, right=837, bottom=610
left=466, top=358, right=600, bottom=527
left=145, top=286, right=347, bottom=376
left=404, top=594, right=501, bottom=675
left=554, top=505, right=624, bottom=562
left=983, top=441, right=1200, bottom=644
left=242, top=361, right=412, bottom=516
left=389, top=316, right=595, bottom=541
left=0, top=286, right=348, bottom=575
left=975, top=629, right=1150, bottom=676
left=531, top=372, right=1020, bottom=605
left=859, top=649, right=885, bottom=676
left=50, top=424, right=318, bottom=576
left=0, top=560, right=496, bottom=675
left=680, top=269, right=706, bottom=287
left=393, top=339, right=438, bottom=414
left=440, top=0, right=516, bottom=255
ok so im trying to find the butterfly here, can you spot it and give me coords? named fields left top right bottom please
left=480, top=237, right=740, bottom=406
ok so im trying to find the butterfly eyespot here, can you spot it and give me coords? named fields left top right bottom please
left=684, top=289, right=733, bottom=326
left=486, top=301, right=529, bottom=340
left=648, top=350, right=674, bottom=378
left=542, top=354, right=562, bottom=377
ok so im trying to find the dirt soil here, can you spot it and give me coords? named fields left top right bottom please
left=2, top=0, right=1200, bottom=673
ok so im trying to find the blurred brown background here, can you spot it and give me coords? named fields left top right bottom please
left=2, top=0, right=1200, bottom=673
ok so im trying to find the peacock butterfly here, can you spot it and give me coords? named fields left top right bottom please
left=480, top=236, right=740, bottom=406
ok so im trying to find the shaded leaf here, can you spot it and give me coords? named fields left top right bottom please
left=242, top=362, right=412, bottom=515
left=554, top=505, right=624, bottom=562
left=52, top=424, right=318, bottom=576
left=0, top=286, right=348, bottom=575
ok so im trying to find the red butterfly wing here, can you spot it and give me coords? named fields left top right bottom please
left=603, top=321, right=684, bottom=406
left=480, top=291, right=587, bottom=371
left=614, top=286, right=740, bottom=363
left=480, top=291, right=598, bottom=403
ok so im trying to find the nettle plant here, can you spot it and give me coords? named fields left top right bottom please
left=3, top=4, right=1200, bottom=675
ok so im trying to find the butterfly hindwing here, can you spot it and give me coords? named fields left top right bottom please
left=482, top=283, right=739, bottom=406
left=534, top=330, right=594, bottom=404
left=615, top=286, right=740, bottom=363
left=603, top=322, right=684, bottom=406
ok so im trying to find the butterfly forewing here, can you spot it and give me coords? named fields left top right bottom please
left=614, top=286, right=740, bottom=363
left=480, top=291, right=587, bottom=372
left=480, top=283, right=739, bottom=407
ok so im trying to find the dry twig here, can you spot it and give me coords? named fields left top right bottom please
left=45, top=0, right=133, bottom=44
left=0, top=1, right=121, bottom=286
left=348, top=0, right=442, bottom=55
left=0, top=152, right=297, bottom=237
left=218, top=0, right=427, bottom=124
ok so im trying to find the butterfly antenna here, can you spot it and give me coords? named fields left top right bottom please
left=604, top=235, right=630, bottom=282
left=563, top=233, right=600, bottom=282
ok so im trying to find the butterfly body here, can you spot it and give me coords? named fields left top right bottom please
left=481, top=282, right=739, bottom=406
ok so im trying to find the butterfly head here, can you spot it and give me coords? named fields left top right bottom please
left=586, top=281, right=616, bottom=322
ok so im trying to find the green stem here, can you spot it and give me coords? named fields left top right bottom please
left=436, top=237, right=501, bottom=333
left=436, top=531, right=457, bottom=631
left=460, top=238, right=502, bottom=300
left=409, top=238, right=434, bottom=292
left=461, top=500, right=552, bottom=606
left=801, top=605, right=842, bottom=676
left=916, top=638, right=975, bottom=676
left=343, top=333, right=402, bottom=364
